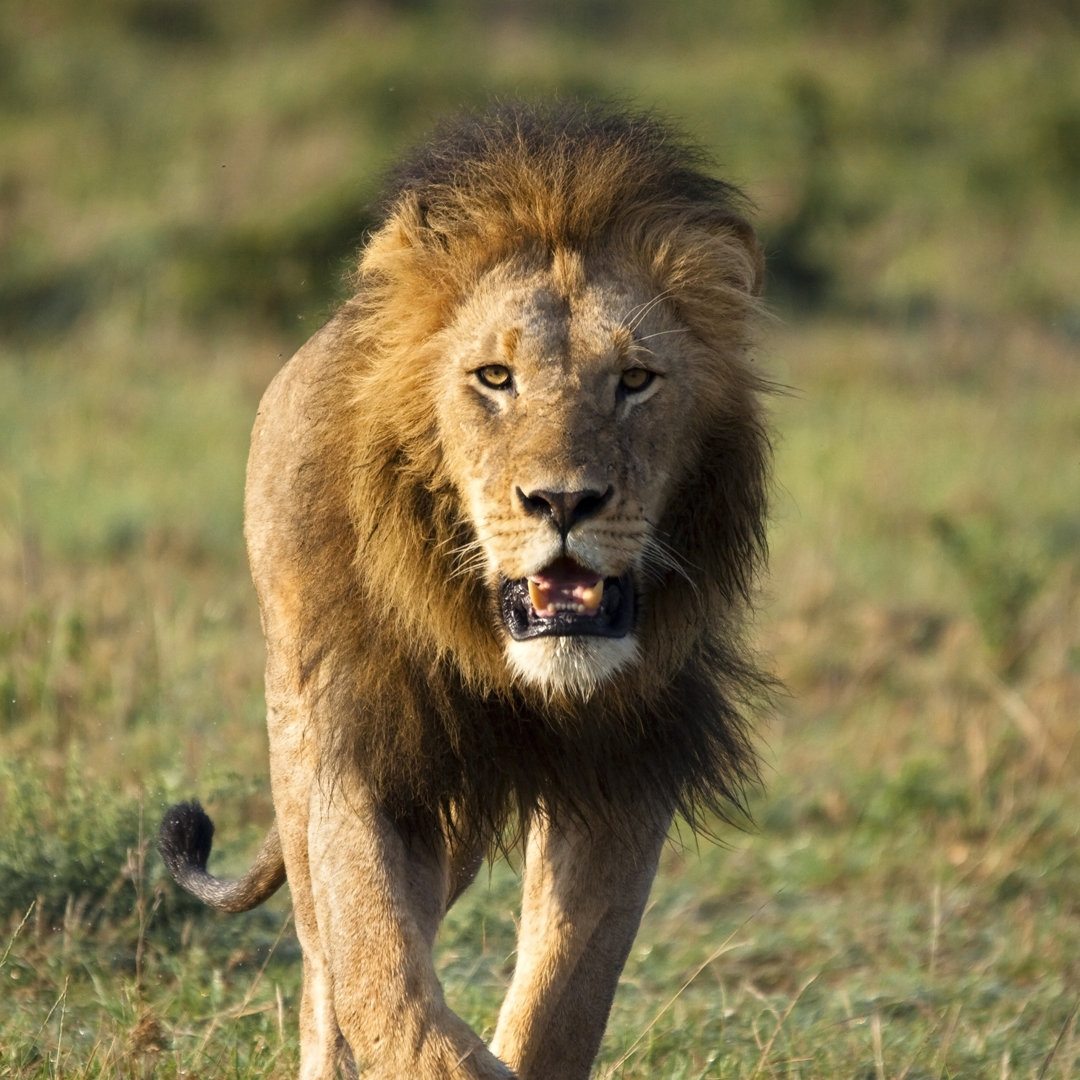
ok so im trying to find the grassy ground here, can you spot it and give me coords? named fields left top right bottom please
left=2, top=2, right=1079, bottom=1077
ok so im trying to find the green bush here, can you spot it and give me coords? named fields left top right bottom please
left=0, top=757, right=203, bottom=932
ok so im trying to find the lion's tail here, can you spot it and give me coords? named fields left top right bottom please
left=158, top=800, right=286, bottom=913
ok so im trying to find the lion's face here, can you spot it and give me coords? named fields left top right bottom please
left=434, top=250, right=714, bottom=698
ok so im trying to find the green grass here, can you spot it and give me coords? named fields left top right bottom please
left=2, top=1, right=1080, bottom=1076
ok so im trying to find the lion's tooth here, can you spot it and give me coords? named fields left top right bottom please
left=578, top=580, right=604, bottom=614
left=528, top=579, right=550, bottom=615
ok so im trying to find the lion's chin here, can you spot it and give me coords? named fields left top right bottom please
left=505, top=635, right=639, bottom=699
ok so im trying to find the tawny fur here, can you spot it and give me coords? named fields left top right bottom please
left=161, top=101, right=772, bottom=1080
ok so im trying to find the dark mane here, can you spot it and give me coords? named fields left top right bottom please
left=380, top=100, right=745, bottom=217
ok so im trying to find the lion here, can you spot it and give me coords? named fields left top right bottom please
left=159, top=101, right=771, bottom=1080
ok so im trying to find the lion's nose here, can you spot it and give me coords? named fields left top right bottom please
left=517, top=486, right=614, bottom=537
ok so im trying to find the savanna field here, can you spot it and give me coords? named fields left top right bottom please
left=2, top=2, right=1080, bottom=1076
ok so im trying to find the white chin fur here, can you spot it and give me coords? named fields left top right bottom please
left=505, top=635, right=639, bottom=698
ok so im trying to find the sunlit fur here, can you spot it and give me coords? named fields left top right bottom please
left=279, top=101, right=771, bottom=842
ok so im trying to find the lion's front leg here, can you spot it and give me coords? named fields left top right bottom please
left=306, top=774, right=514, bottom=1080
left=490, top=810, right=671, bottom=1080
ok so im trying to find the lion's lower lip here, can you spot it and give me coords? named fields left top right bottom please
left=499, top=572, right=635, bottom=640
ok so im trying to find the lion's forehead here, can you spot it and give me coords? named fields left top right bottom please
left=457, top=262, right=657, bottom=373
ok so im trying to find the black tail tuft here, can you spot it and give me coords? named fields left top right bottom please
left=157, top=799, right=285, bottom=912
left=159, top=799, right=215, bottom=878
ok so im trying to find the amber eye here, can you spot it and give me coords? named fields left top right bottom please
left=620, top=367, right=655, bottom=393
left=476, top=364, right=513, bottom=390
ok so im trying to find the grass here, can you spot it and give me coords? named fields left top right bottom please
left=2, top=1, right=1080, bottom=1076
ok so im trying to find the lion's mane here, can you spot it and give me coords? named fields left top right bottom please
left=280, top=102, right=771, bottom=846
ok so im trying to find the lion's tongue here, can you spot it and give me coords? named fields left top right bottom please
left=527, top=560, right=604, bottom=618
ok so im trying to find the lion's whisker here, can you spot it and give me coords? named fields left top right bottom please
left=640, top=526, right=700, bottom=595
left=447, top=554, right=490, bottom=581
left=620, top=288, right=674, bottom=334
left=635, top=327, right=690, bottom=343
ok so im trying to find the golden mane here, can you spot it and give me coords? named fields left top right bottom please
left=289, top=102, right=770, bottom=841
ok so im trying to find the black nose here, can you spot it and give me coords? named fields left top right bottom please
left=517, top=486, right=614, bottom=537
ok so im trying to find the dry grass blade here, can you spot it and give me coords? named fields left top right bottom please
left=195, top=910, right=295, bottom=1055
left=0, top=902, right=35, bottom=971
left=1037, top=994, right=1080, bottom=1080
left=748, top=971, right=822, bottom=1079
left=600, top=901, right=772, bottom=1077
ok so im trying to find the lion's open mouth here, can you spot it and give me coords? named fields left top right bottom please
left=499, top=557, right=635, bottom=640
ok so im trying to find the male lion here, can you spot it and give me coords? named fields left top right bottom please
left=160, top=101, right=771, bottom=1079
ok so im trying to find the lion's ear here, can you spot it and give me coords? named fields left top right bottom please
left=356, top=199, right=468, bottom=338
left=711, top=212, right=765, bottom=299
left=363, top=197, right=466, bottom=280
left=360, top=219, right=412, bottom=277
left=642, top=209, right=764, bottom=311
left=360, top=198, right=443, bottom=282
left=367, top=198, right=425, bottom=257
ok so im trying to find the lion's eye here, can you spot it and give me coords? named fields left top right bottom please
left=620, top=367, right=655, bottom=394
left=476, top=364, right=513, bottom=390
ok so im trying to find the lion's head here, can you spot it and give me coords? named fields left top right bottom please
left=328, top=104, right=768, bottom=710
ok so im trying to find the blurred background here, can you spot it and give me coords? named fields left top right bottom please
left=2, top=1, right=1079, bottom=1076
